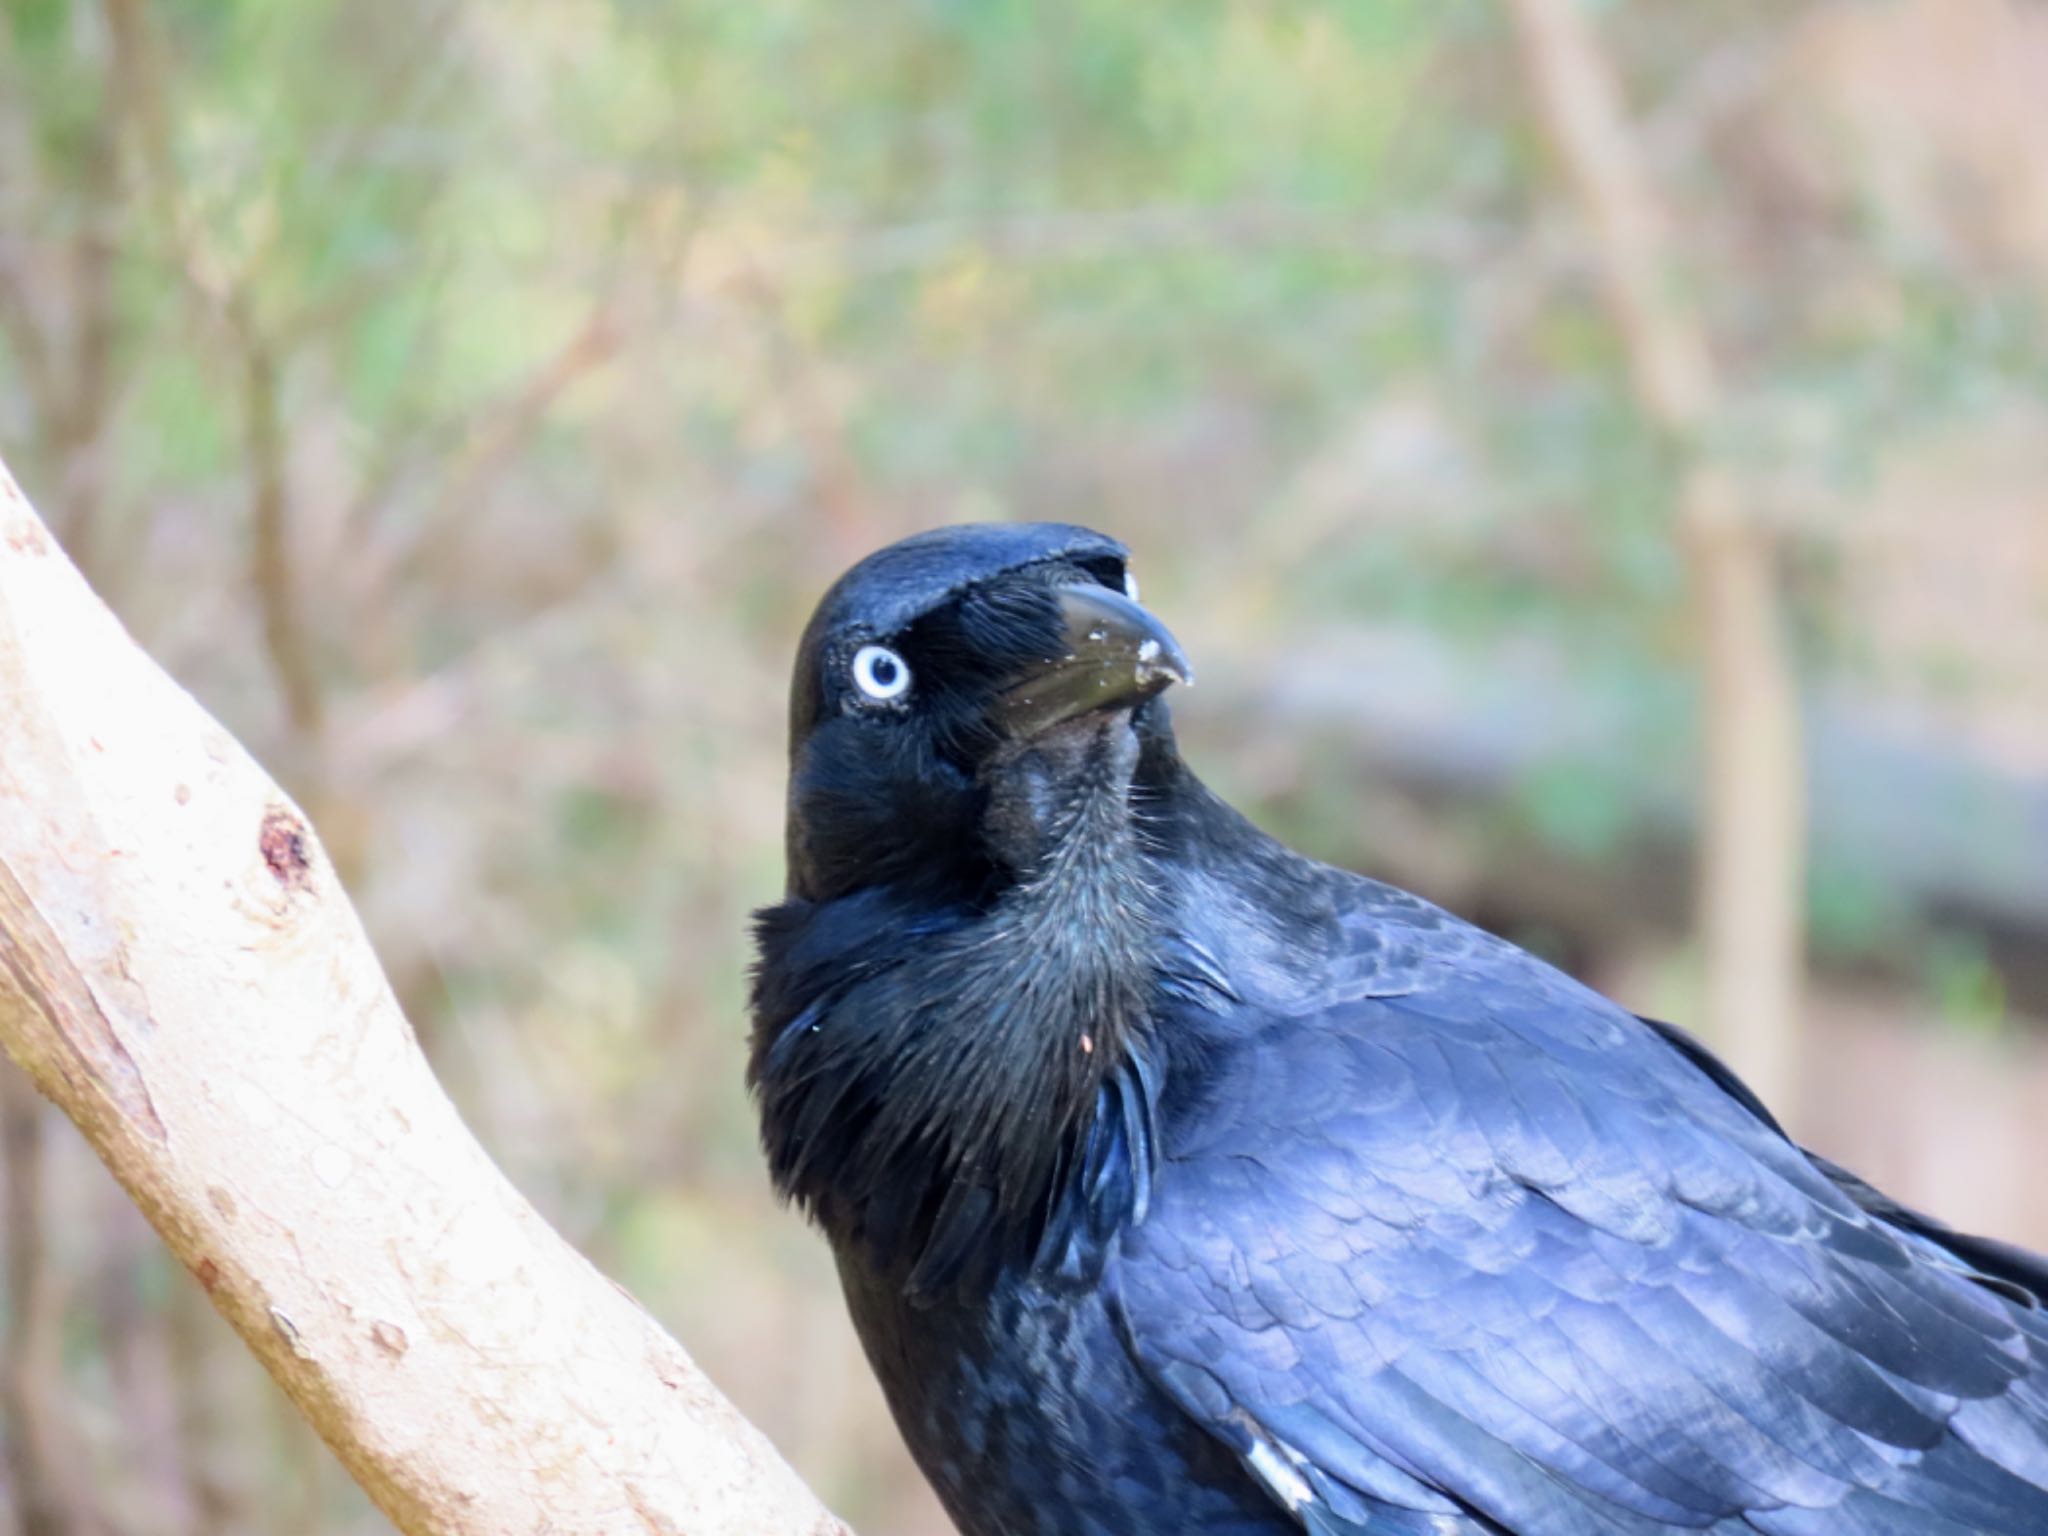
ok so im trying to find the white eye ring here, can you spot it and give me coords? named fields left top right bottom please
left=1123, top=570, right=1141, bottom=602
left=851, top=644, right=912, bottom=702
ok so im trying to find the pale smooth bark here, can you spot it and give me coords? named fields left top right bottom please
left=0, top=454, right=850, bottom=1536
left=1507, top=0, right=1806, bottom=1112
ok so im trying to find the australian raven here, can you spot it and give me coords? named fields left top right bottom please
left=750, top=522, right=2048, bottom=1535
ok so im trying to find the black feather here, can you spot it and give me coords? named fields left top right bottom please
left=750, top=523, right=2048, bottom=1536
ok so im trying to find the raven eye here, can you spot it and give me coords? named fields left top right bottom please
left=851, top=644, right=912, bottom=702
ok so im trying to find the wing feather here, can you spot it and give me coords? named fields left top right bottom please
left=1114, top=931, right=2048, bottom=1535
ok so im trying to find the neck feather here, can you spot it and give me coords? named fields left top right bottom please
left=751, top=726, right=1163, bottom=1301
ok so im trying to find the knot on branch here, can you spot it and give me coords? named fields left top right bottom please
left=259, top=806, right=314, bottom=892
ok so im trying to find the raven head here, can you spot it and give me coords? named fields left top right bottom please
left=753, top=523, right=1193, bottom=1294
left=779, top=522, right=1190, bottom=906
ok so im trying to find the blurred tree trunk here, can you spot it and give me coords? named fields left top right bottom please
left=0, top=5, right=136, bottom=1512
left=0, top=1074, right=115, bottom=1536
left=94, top=1196, right=194, bottom=1536
left=164, top=1282, right=254, bottom=1536
left=0, top=456, right=851, bottom=1536
left=1507, top=0, right=1806, bottom=1112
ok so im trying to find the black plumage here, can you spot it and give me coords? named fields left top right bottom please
left=749, top=522, right=2048, bottom=1536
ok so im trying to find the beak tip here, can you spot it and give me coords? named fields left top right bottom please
left=1160, top=643, right=1197, bottom=687
left=995, top=581, right=1193, bottom=736
left=1146, top=656, right=1193, bottom=691
left=1133, top=633, right=1192, bottom=693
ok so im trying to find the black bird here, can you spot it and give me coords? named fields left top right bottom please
left=749, top=522, right=2048, bottom=1536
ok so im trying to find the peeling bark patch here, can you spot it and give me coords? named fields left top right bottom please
left=270, top=1307, right=309, bottom=1357
left=175, top=783, right=192, bottom=806
left=259, top=808, right=313, bottom=891
left=0, top=861, right=167, bottom=1145
left=5, top=523, right=48, bottom=556
left=646, top=1336, right=687, bottom=1390
left=207, top=1185, right=238, bottom=1221
left=195, top=1258, right=220, bottom=1292
left=371, top=1320, right=408, bottom=1357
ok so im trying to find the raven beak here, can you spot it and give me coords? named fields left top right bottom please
left=993, top=583, right=1193, bottom=739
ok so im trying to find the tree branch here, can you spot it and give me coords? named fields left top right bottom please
left=1507, top=0, right=1807, bottom=1112
left=242, top=336, right=324, bottom=747
left=0, top=456, right=850, bottom=1536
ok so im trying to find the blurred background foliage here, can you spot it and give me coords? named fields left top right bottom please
left=3, top=0, right=2047, bottom=1530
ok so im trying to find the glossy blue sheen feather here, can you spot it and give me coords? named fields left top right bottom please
left=751, top=523, right=2048, bottom=1536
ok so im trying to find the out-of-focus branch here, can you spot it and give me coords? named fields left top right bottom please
left=91, top=1195, right=197, bottom=1536
left=0, top=14, right=151, bottom=1530
left=243, top=338, right=322, bottom=745
left=439, top=308, right=622, bottom=523
left=105, top=0, right=350, bottom=880
left=105, top=0, right=320, bottom=757
left=165, top=1276, right=247, bottom=1536
left=0, top=251, right=61, bottom=440
left=49, top=100, right=121, bottom=580
left=1, top=1071, right=115, bottom=1536
left=237, top=320, right=370, bottom=890
left=769, top=206, right=1502, bottom=285
left=740, top=269, right=872, bottom=559
left=0, top=457, right=852, bottom=1536
left=0, top=0, right=140, bottom=590
left=1508, top=1, right=1716, bottom=424
left=390, top=303, right=624, bottom=591
left=1507, top=0, right=1806, bottom=1111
